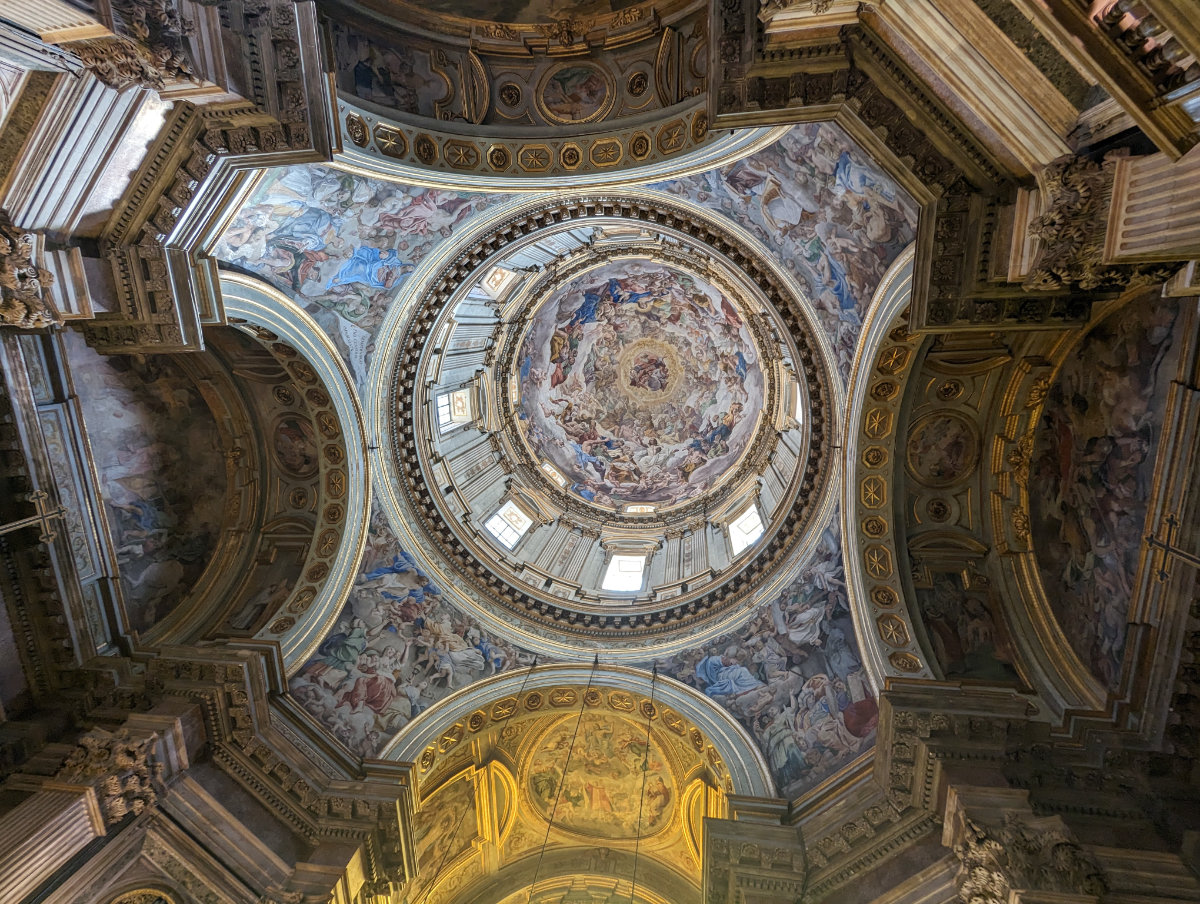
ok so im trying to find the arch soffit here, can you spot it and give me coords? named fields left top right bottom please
left=379, top=663, right=776, bottom=800
left=841, top=245, right=938, bottom=687
left=219, top=272, right=371, bottom=668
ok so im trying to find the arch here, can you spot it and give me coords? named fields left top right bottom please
left=219, top=273, right=371, bottom=668
left=381, top=662, right=775, bottom=799
left=332, top=117, right=785, bottom=193
left=840, top=245, right=936, bottom=687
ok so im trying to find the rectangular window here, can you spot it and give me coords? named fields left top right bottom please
left=485, top=499, right=533, bottom=549
left=540, top=462, right=568, bottom=489
left=436, top=389, right=472, bottom=433
left=602, top=554, right=646, bottom=592
left=728, top=504, right=764, bottom=556
left=624, top=504, right=656, bottom=514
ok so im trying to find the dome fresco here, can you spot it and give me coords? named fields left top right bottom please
left=516, top=260, right=765, bottom=510
left=214, top=121, right=917, bottom=800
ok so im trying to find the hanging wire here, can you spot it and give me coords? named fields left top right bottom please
left=408, top=656, right=539, bottom=904
left=629, top=664, right=657, bottom=904
left=529, top=655, right=599, bottom=903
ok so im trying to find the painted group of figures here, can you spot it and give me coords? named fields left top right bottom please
left=285, top=509, right=875, bottom=798
left=518, top=262, right=762, bottom=508
left=214, top=165, right=486, bottom=387
left=657, top=122, right=918, bottom=378
left=654, top=527, right=877, bottom=796
left=288, top=514, right=533, bottom=757
left=1029, top=295, right=1180, bottom=688
left=67, top=334, right=224, bottom=635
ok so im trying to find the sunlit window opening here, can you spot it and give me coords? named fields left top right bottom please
left=624, top=504, right=656, bottom=514
left=602, top=554, right=646, bottom=592
left=728, top=504, right=765, bottom=556
left=484, top=499, right=534, bottom=549
left=436, top=388, right=472, bottom=433
left=540, top=461, right=568, bottom=488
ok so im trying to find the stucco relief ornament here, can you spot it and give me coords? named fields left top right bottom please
left=0, top=226, right=59, bottom=329
left=55, top=728, right=164, bottom=826
left=759, top=0, right=835, bottom=22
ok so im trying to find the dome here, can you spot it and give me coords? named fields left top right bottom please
left=513, top=257, right=767, bottom=512
left=378, top=197, right=836, bottom=653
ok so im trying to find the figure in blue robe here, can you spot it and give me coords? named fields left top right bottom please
left=735, top=351, right=748, bottom=381
left=270, top=205, right=335, bottom=251
left=326, top=247, right=411, bottom=290
left=568, top=441, right=606, bottom=476
left=697, top=654, right=765, bottom=698
left=834, top=150, right=895, bottom=202
left=520, top=354, right=532, bottom=381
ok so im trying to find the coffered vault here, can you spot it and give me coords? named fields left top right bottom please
left=0, top=2, right=1198, bottom=904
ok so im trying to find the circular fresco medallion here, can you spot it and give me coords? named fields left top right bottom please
left=273, top=415, right=319, bottom=478
left=905, top=411, right=979, bottom=487
left=526, top=712, right=674, bottom=838
left=515, top=259, right=764, bottom=509
left=536, top=62, right=614, bottom=125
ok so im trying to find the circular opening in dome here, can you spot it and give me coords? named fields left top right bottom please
left=513, top=259, right=766, bottom=513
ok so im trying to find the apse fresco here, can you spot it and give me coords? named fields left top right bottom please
left=527, top=713, right=674, bottom=837
left=288, top=506, right=536, bottom=757
left=415, top=772, right=478, bottom=877
left=64, top=331, right=225, bottom=635
left=517, top=260, right=764, bottom=508
left=213, top=165, right=492, bottom=387
left=654, top=122, right=919, bottom=378
left=1029, top=293, right=1181, bottom=688
left=652, top=521, right=876, bottom=799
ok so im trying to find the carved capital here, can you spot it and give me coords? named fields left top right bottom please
left=1024, top=154, right=1179, bottom=292
left=0, top=225, right=59, bottom=329
left=953, top=813, right=1107, bottom=902
left=54, top=728, right=164, bottom=826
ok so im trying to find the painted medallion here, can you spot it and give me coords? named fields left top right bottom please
left=515, top=260, right=764, bottom=509
left=537, top=63, right=613, bottom=124
left=526, top=713, right=674, bottom=838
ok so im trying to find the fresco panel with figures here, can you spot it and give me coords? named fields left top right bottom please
left=1029, top=292, right=1181, bottom=688
left=654, top=122, right=918, bottom=379
left=517, top=260, right=764, bottom=509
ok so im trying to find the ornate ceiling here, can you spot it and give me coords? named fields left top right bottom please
left=2, top=2, right=1199, bottom=902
